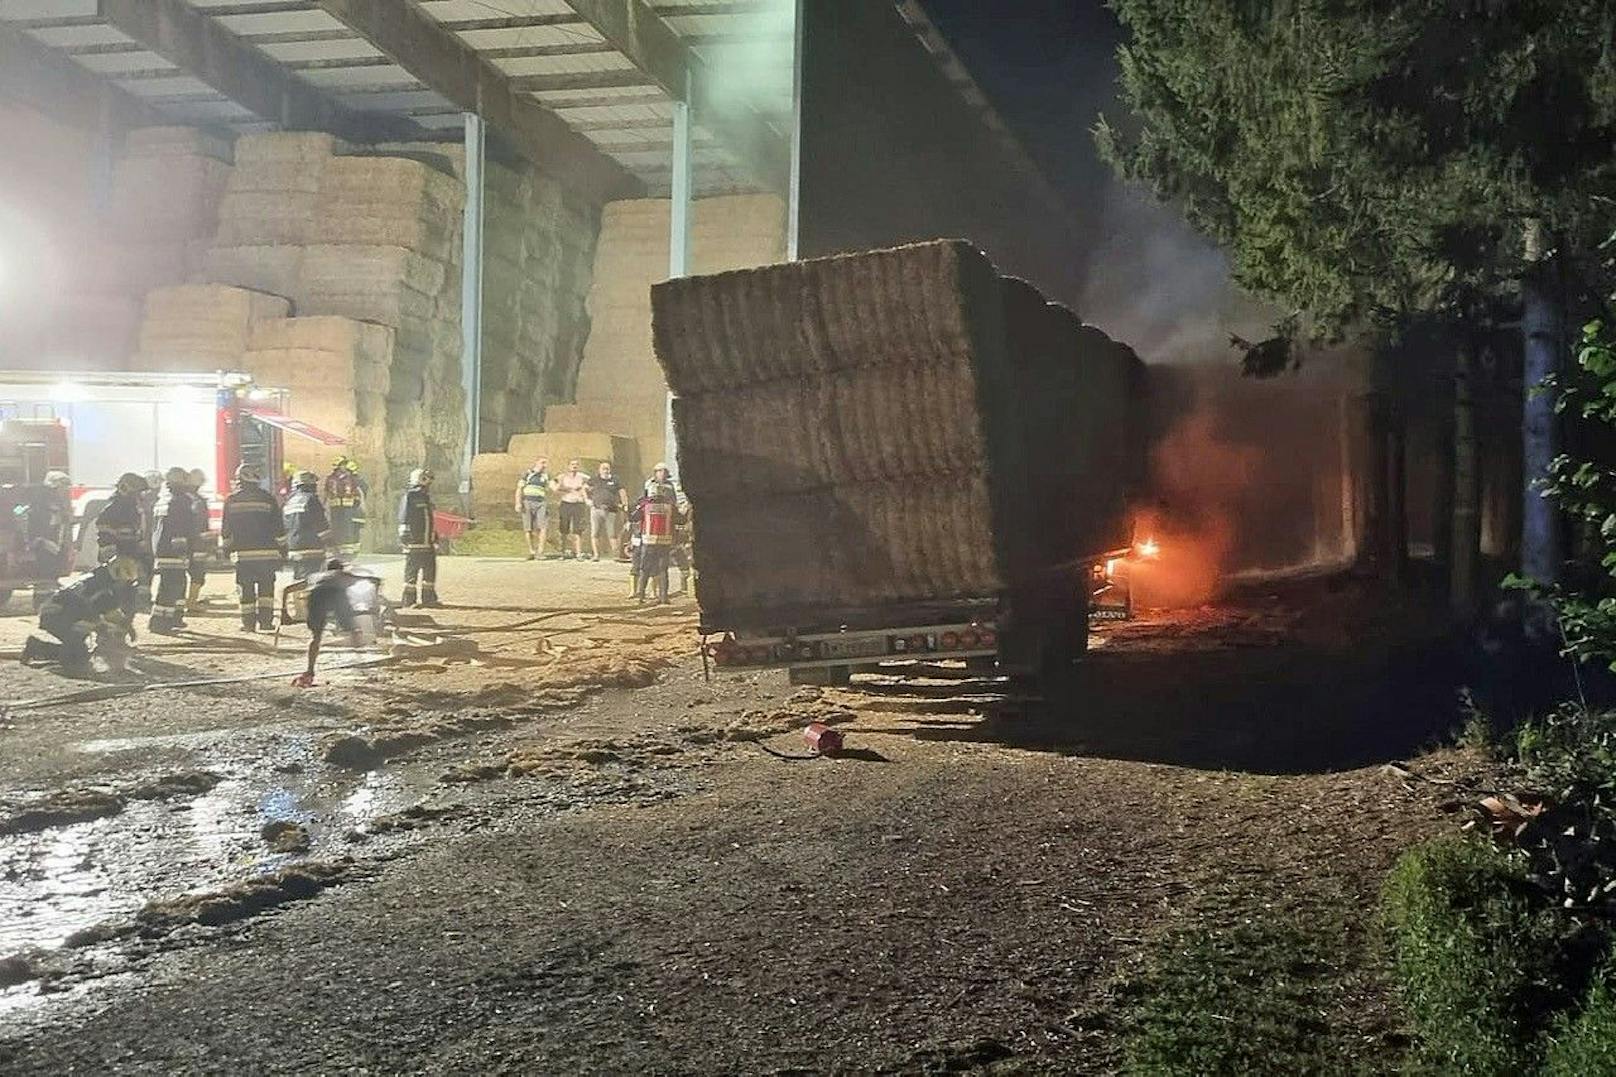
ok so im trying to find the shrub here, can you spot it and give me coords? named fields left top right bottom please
left=1544, top=968, right=1616, bottom=1077
left=1383, top=837, right=1585, bottom=1074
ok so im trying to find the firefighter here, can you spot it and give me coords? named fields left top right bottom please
left=221, top=463, right=284, bottom=632
left=22, top=470, right=74, bottom=605
left=283, top=470, right=331, bottom=581
left=397, top=467, right=440, bottom=608
left=325, top=456, right=365, bottom=557
left=184, top=467, right=214, bottom=611
left=632, top=472, right=681, bottom=605
left=97, top=473, right=147, bottom=563
left=346, top=458, right=369, bottom=551
left=149, top=466, right=199, bottom=634
left=21, top=547, right=148, bottom=674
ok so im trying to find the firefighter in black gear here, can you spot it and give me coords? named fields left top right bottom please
left=283, top=470, right=331, bottom=581
left=21, top=548, right=148, bottom=673
left=325, top=456, right=365, bottom=557
left=184, top=467, right=213, bottom=611
left=22, top=470, right=74, bottom=605
left=96, top=472, right=148, bottom=563
left=397, top=467, right=440, bottom=608
left=150, top=466, right=198, bottom=633
left=221, top=463, right=284, bottom=632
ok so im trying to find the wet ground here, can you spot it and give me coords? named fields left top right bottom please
left=0, top=556, right=1480, bottom=1071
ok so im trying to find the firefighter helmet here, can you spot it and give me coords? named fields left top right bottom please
left=187, top=467, right=206, bottom=489
left=332, top=455, right=350, bottom=470
left=409, top=467, right=433, bottom=487
left=345, top=459, right=361, bottom=473
left=116, top=472, right=148, bottom=496
left=164, top=466, right=189, bottom=487
left=234, top=463, right=262, bottom=485
left=294, top=469, right=319, bottom=489
left=43, top=470, right=70, bottom=489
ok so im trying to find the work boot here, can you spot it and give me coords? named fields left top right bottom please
left=239, top=620, right=256, bottom=633
left=149, top=613, right=179, bottom=636
left=419, top=588, right=443, bottom=609
left=19, top=636, right=44, bottom=667
left=399, top=587, right=417, bottom=609
left=258, top=604, right=276, bottom=633
left=187, top=581, right=205, bottom=608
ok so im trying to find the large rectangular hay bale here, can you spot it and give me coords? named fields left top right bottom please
left=198, top=245, right=304, bottom=298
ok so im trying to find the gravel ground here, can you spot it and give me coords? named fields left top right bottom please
left=0, top=558, right=1478, bottom=1072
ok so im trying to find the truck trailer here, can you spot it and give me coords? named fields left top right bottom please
left=651, top=241, right=1148, bottom=685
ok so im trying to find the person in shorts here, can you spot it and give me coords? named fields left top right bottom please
left=513, top=457, right=552, bottom=560
left=554, top=459, right=590, bottom=560
left=586, top=461, right=628, bottom=562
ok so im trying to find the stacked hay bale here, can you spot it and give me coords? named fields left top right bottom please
left=562, top=194, right=783, bottom=470
left=651, top=240, right=1146, bottom=629
left=134, top=284, right=290, bottom=371
left=241, top=317, right=393, bottom=483
left=77, top=127, right=235, bottom=358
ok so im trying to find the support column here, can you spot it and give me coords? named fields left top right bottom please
left=787, top=0, right=803, bottom=261
left=460, top=110, right=486, bottom=493
left=666, top=73, right=693, bottom=475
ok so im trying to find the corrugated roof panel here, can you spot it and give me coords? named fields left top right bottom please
left=490, top=51, right=635, bottom=77
left=299, top=63, right=421, bottom=90
left=0, top=0, right=97, bottom=18
left=419, top=0, right=575, bottom=19
left=214, top=9, right=351, bottom=36
left=117, top=73, right=220, bottom=99
left=257, top=38, right=386, bottom=64
left=24, top=23, right=132, bottom=48
left=75, top=50, right=178, bottom=76
left=453, top=25, right=604, bottom=50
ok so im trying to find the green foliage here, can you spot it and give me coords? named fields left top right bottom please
left=442, top=526, right=529, bottom=558
left=1511, top=706, right=1616, bottom=911
left=1099, top=0, right=1616, bottom=338
left=1122, top=916, right=1360, bottom=1075
left=1544, top=966, right=1616, bottom=1076
left=1382, top=837, right=1586, bottom=1074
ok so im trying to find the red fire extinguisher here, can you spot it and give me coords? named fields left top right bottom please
left=803, top=722, right=843, bottom=755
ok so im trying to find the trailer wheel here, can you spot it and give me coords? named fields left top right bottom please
left=789, top=665, right=851, bottom=687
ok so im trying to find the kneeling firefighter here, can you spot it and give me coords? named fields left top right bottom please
left=150, top=467, right=199, bottom=633
left=283, top=470, right=331, bottom=581
left=21, top=548, right=149, bottom=673
left=397, top=467, right=440, bottom=608
left=291, top=558, right=384, bottom=687
left=221, top=463, right=284, bottom=631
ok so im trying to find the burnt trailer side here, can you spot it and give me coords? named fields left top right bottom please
left=651, top=240, right=1146, bottom=680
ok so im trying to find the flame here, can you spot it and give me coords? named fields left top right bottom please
left=1135, top=537, right=1160, bottom=560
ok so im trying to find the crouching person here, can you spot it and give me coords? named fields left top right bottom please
left=21, top=549, right=148, bottom=674
left=291, top=558, right=383, bottom=688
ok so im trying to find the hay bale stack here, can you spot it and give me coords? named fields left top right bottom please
left=198, top=244, right=303, bottom=298
left=135, top=284, right=290, bottom=370
left=316, top=157, right=463, bottom=262
left=109, top=151, right=232, bottom=244
left=652, top=240, right=1144, bottom=629
left=213, top=132, right=339, bottom=248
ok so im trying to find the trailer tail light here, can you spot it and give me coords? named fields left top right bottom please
left=977, top=628, right=997, bottom=648
left=960, top=629, right=980, bottom=649
left=908, top=634, right=928, bottom=652
left=940, top=631, right=960, bottom=650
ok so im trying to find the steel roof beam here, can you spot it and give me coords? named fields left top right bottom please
left=430, top=13, right=585, bottom=31
left=98, top=0, right=424, bottom=142
left=563, top=0, right=787, bottom=191
left=314, top=0, right=642, bottom=200
left=0, top=19, right=163, bottom=132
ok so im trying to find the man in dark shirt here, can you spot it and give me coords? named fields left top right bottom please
left=586, top=461, right=628, bottom=562
left=291, top=558, right=382, bottom=687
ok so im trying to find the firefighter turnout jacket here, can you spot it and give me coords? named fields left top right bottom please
left=96, top=492, right=144, bottom=560
left=151, top=482, right=199, bottom=571
left=283, top=487, right=331, bottom=553
left=221, top=483, right=285, bottom=564
left=397, top=486, right=436, bottom=550
left=45, top=563, right=141, bottom=636
left=325, top=467, right=364, bottom=513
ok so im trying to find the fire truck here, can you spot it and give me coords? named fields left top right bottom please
left=0, top=371, right=343, bottom=594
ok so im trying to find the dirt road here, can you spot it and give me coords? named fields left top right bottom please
left=0, top=558, right=1474, bottom=1072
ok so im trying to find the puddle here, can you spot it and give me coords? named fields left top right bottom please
left=0, top=756, right=440, bottom=961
